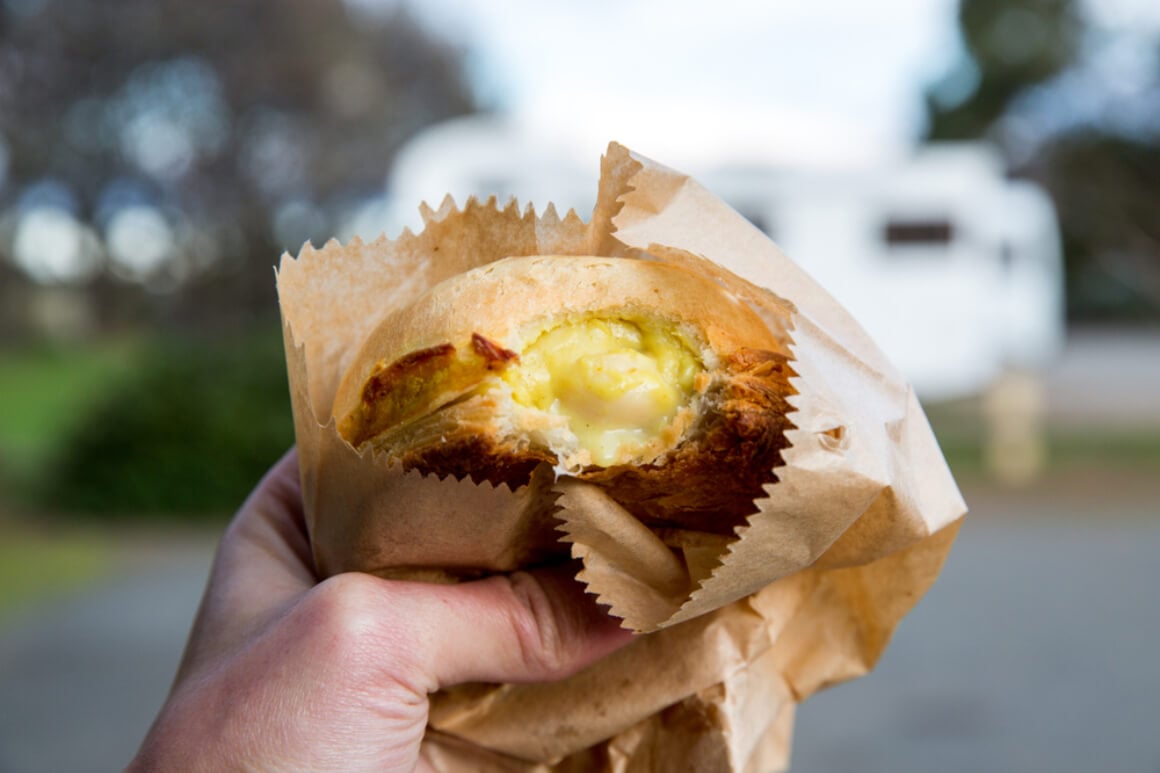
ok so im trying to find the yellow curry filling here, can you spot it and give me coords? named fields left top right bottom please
left=503, top=316, right=702, bottom=466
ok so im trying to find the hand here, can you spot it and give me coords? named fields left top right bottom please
left=129, top=449, right=631, bottom=772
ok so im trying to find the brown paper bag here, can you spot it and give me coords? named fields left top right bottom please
left=276, top=142, right=966, bottom=770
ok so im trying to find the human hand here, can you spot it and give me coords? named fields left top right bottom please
left=129, top=449, right=632, bottom=772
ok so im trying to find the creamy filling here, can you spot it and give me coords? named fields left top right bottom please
left=502, top=316, right=702, bottom=466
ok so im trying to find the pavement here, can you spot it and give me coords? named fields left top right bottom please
left=1041, top=327, right=1160, bottom=428
left=791, top=487, right=1160, bottom=773
left=0, top=541, right=214, bottom=773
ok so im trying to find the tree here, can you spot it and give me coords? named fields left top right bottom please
left=925, top=0, right=1082, bottom=141
left=923, top=0, right=1160, bottom=322
left=1029, top=133, right=1160, bottom=322
left=0, top=0, right=475, bottom=333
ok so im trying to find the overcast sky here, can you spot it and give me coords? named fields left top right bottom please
left=355, top=0, right=963, bottom=164
left=348, top=0, right=1160, bottom=167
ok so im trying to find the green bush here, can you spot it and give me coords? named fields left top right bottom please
left=42, top=328, right=295, bottom=519
left=0, top=338, right=141, bottom=498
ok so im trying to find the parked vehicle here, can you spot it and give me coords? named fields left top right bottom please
left=386, top=117, right=1064, bottom=401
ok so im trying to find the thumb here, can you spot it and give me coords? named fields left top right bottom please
left=389, top=565, right=634, bottom=692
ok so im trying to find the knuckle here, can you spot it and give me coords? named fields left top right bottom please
left=503, top=572, right=572, bottom=680
left=295, top=573, right=434, bottom=700
left=298, top=572, right=392, bottom=662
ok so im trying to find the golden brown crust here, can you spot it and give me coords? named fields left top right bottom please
left=471, top=333, right=520, bottom=369
left=339, top=335, right=520, bottom=449
left=394, top=432, right=554, bottom=487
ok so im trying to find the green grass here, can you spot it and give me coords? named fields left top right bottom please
left=0, top=338, right=142, bottom=485
left=1047, top=429, right=1160, bottom=468
left=0, top=526, right=113, bottom=626
left=925, top=399, right=1160, bottom=479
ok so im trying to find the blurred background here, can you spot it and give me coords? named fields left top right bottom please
left=0, top=0, right=1157, bottom=770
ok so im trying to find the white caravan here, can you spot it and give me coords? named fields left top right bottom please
left=385, top=117, right=1065, bottom=403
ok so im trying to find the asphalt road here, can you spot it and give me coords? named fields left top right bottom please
left=1042, top=328, right=1160, bottom=429
left=792, top=508, right=1160, bottom=773
left=0, top=544, right=212, bottom=773
left=1, top=472, right=1158, bottom=773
